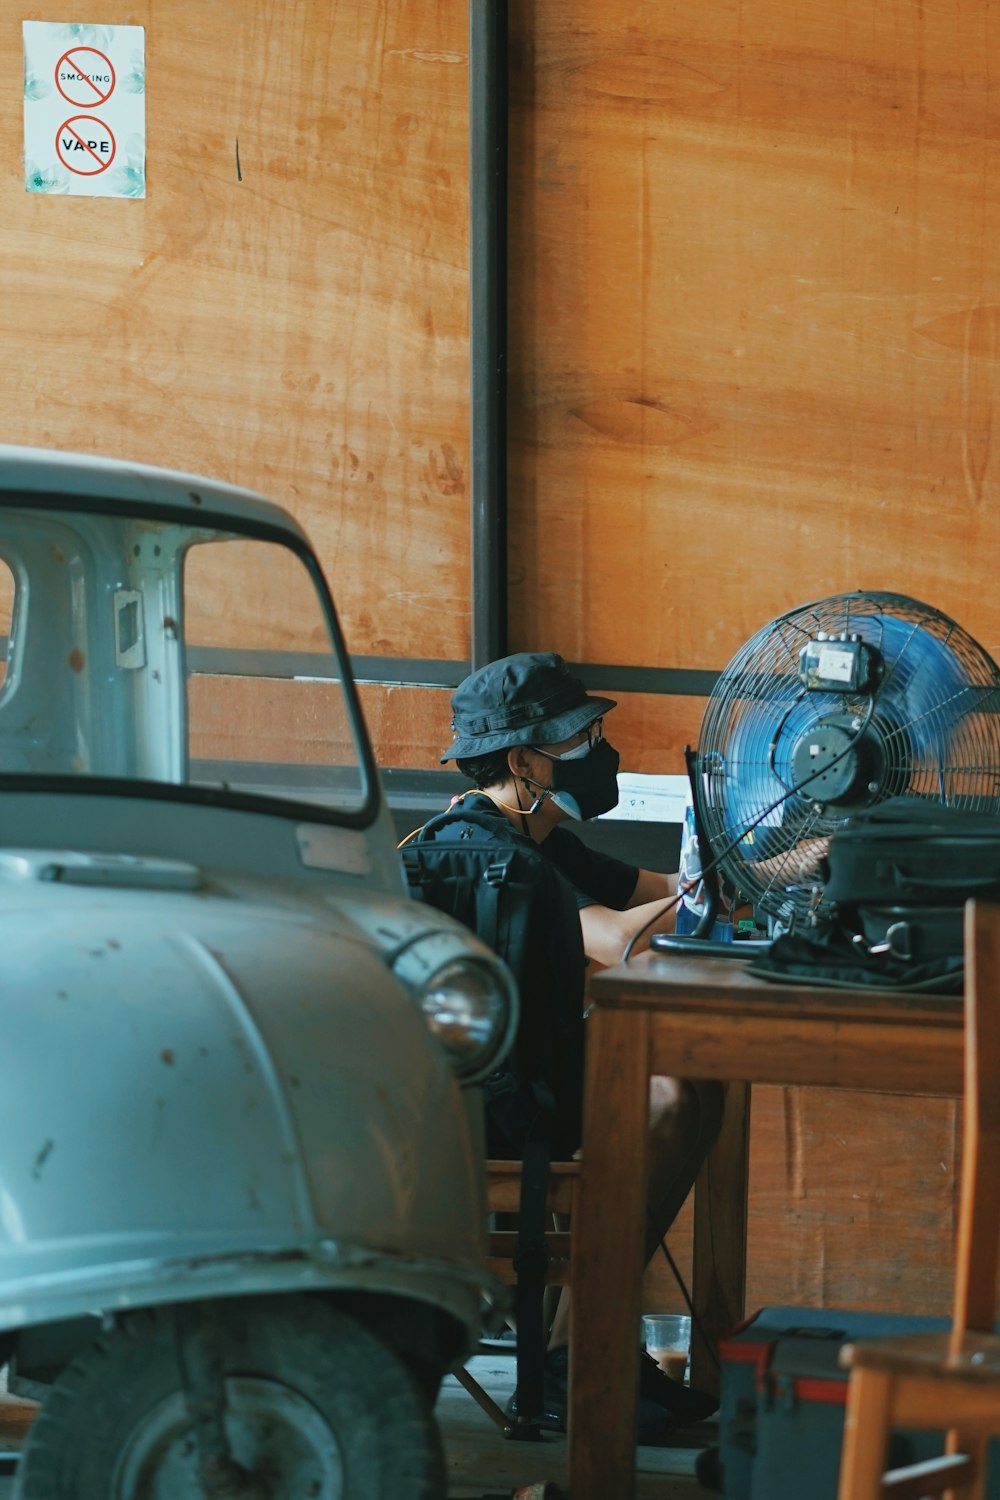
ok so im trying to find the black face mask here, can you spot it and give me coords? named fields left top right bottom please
left=533, top=735, right=621, bottom=821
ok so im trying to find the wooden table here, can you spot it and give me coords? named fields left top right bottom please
left=568, top=949, right=965, bottom=1500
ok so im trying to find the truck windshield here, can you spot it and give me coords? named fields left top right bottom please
left=184, top=532, right=370, bottom=816
left=0, top=504, right=374, bottom=824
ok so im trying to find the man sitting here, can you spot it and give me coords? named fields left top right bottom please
left=434, top=651, right=723, bottom=1442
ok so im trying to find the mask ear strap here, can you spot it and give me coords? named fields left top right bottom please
left=515, top=769, right=550, bottom=816
left=513, top=750, right=551, bottom=816
left=499, top=751, right=552, bottom=830
left=514, top=777, right=539, bottom=837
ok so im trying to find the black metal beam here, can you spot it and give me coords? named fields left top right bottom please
left=469, top=0, right=509, bottom=670
left=181, top=647, right=719, bottom=696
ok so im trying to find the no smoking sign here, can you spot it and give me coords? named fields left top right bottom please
left=56, top=115, right=116, bottom=175
left=55, top=46, right=115, bottom=107
left=23, top=22, right=145, bottom=198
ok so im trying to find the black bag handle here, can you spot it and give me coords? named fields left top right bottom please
left=887, top=865, right=1000, bottom=894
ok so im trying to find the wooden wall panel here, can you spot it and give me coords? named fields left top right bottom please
left=356, top=684, right=704, bottom=771
left=1, top=1, right=471, bottom=668
left=188, top=676, right=357, bottom=767
left=357, top=682, right=452, bottom=767
left=506, top=0, right=993, bottom=1323
left=507, top=0, right=1000, bottom=702
left=643, top=1087, right=960, bottom=1319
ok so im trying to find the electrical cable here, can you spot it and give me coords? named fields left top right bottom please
left=646, top=1208, right=721, bottom=1373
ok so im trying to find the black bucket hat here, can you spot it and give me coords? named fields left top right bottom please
left=441, top=652, right=616, bottom=763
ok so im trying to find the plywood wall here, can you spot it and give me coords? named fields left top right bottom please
left=5, top=2, right=998, bottom=754
left=508, top=0, right=1000, bottom=771
left=643, top=1085, right=960, bottom=1319
left=2, top=1, right=471, bottom=669
left=507, top=0, right=988, bottom=1320
left=1, top=1, right=986, bottom=1324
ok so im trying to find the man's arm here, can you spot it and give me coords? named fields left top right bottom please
left=626, top=868, right=677, bottom=908
left=579, top=869, right=679, bottom=969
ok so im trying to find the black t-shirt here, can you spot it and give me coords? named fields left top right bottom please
left=462, top=794, right=638, bottom=911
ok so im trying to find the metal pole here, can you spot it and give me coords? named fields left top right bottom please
left=469, top=0, right=508, bottom=670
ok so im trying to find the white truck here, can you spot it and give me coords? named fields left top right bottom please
left=0, top=446, right=515, bottom=1500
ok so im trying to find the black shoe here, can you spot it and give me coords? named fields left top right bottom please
left=638, top=1350, right=719, bottom=1425
left=503, top=1344, right=567, bottom=1434
left=504, top=1346, right=680, bottom=1447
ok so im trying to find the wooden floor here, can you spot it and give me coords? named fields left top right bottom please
left=0, top=1352, right=714, bottom=1498
left=440, top=1348, right=713, bottom=1498
left=0, top=1372, right=33, bottom=1497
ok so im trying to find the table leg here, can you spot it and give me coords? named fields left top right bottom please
left=691, top=1080, right=751, bottom=1391
left=569, top=1007, right=650, bottom=1500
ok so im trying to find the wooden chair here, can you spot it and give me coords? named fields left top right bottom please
left=837, top=898, right=1000, bottom=1500
left=454, top=1158, right=581, bottom=1436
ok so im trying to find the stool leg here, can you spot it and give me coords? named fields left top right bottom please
left=944, top=1430, right=987, bottom=1500
left=837, top=1368, right=894, bottom=1500
left=453, top=1365, right=513, bottom=1437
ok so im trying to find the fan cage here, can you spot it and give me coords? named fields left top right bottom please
left=695, top=592, right=1000, bottom=926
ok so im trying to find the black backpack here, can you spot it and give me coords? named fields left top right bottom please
left=401, top=805, right=587, bottom=1433
left=400, top=805, right=586, bottom=1158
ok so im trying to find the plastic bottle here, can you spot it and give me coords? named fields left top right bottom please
left=676, top=805, right=736, bottom=941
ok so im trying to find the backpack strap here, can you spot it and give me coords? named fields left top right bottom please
left=510, top=1087, right=555, bottom=1439
left=479, top=848, right=516, bottom=953
left=412, top=803, right=536, bottom=848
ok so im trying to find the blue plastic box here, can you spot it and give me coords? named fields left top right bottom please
left=717, top=1306, right=999, bottom=1499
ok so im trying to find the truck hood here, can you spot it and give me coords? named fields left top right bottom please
left=0, top=852, right=491, bottom=1326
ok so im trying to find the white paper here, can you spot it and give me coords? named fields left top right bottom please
left=23, top=21, right=146, bottom=199
left=600, top=772, right=692, bottom=823
left=815, top=644, right=855, bottom=683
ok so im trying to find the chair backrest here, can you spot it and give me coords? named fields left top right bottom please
left=485, top=1159, right=581, bottom=1287
left=952, top=898, right=1000, bottom=1343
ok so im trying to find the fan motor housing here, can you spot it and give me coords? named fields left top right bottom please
left=790, top=713, right=884, bottom=807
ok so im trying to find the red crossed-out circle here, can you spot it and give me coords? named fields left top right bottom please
left=55, top=47, right=115, bottom=107
left=56, top=116, right=117, bottom=176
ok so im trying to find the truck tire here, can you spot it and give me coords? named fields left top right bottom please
left=14, top=1294, right=445, bottom=1500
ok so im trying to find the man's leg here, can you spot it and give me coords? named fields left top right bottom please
left=546, top=1075, right=724, bottom=1351
left=645, top=1076, right=726, bottom=1262
left=636, top=1076, right=726, bottom=1420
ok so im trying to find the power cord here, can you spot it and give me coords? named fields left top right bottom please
left=647, top=1208, right=721, bottom=1373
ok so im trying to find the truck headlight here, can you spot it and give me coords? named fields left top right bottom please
left=419, top=959, right=512, bottom=1083
left=392, top=935, right=518, bottom=1085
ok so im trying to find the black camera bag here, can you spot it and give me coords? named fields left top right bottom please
left=750, top=798, right=1000, bottom=992
left=823, top=797, right=1000, bottom=909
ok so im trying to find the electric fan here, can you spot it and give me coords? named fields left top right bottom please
left=693, top=591, right=1000, bottom=930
